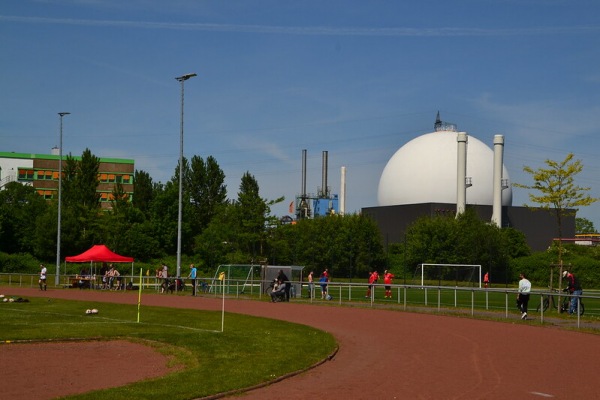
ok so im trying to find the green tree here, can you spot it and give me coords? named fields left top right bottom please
left=132, top=170, right=154, bottom=217
left=575, top=217, right=597, bottom=234
left=0, top=182, right=48, bottom=254
left=267, top=214, right=386, bottom=279
left=514, top=153, right=598, bottom=267
left=188, top=155, right=227, bottom=233
left=395, top=209, right=525, bottom=285
left=236, top=172, right=268, bottom=260
left=62, top=149, right=100, bottom=210
left=149, top=181, right=180, bottom=255
left=58, top=148, right=102, bottom=254
left=194, top=203, right=240, bottom=269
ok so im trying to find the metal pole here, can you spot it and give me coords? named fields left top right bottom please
left=55, top=112, right=70, bottom=286
left=175, top=73, right=197, bottom=279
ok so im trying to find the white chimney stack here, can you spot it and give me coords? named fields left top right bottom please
left=456, top=132, right=468, bottom=216
left=340, top=166, right=346, bottom=215
left=491, top=134, right=505, bottom=227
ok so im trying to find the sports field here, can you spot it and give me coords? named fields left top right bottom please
left=2, top=287, right=599, bottom=399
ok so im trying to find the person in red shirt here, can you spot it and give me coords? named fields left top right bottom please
left=483, top=272, right=490, bottom=288
left=365, top=270, right=379, bottom=298
left=384, top=270, right=395, bottom=299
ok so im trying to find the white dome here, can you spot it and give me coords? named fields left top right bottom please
left=378, top=130, right=513, bottom=206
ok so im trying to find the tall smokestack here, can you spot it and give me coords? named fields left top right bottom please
left=491, top=135, right=504, bottom=227
left=301, top=149, right=307, bottom=198
left=456, top=132, right=468, bottom=217
left=298, top=149, right=309, bottom=218
left=321, top=151, right=328, bottom=198
left=340, top=166, right=346, bottom=215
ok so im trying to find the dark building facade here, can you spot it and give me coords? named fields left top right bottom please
left=362, top=203, right=575, bottom=252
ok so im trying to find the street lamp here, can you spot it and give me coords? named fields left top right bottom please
left=175, top=73, right=197, bottom=278
left=55, top=112, right=70, bottom=286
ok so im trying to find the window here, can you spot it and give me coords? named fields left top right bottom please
left=19, top=169, right=34, bottom=180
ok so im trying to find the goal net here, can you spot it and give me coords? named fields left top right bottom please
left=414, top=264, right=482, bottom=287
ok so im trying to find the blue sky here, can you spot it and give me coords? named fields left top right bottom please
left=2, top=0, right=600, bottom=229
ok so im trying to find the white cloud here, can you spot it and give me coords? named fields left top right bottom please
left=3, top=15, right=600, bottom=37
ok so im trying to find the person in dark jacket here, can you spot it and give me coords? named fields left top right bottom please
left=563, top=270, right=583, bottom=314
left=277, top=269, right=291, bottom=302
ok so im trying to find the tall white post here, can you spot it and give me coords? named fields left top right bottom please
left=55, top=112, right=70, bottom=286
left=491, top=134, right=505, bottom=227
left=340, top=166, right=346, bottom=215
left=456, top=132, right=468, bottom=217
left=175, top=73, right=197, bottom=279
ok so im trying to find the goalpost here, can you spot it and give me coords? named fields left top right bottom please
left=416, top=264, right=482, bottom=287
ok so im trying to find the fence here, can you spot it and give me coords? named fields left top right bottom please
left=2, top=273, right=598, bottom=329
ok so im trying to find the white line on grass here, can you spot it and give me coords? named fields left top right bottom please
left=2, top=307, right=221, bottom=333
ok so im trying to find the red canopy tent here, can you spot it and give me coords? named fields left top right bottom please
left=65, top=245, right=135, bottom=279
left=65, top=245, right=134, bottom=263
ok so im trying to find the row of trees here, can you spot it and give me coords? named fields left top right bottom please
left=0, top=150, right=596, bottom=285
left=0, top=149, right=389, bottom=277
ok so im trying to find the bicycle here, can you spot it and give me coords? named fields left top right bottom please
left=536, top=287, right=585, bottom=316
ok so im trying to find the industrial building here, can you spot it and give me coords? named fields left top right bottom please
left=0, top=150, right=134, bottom=209
left=362, top=114, right=574, bottom=252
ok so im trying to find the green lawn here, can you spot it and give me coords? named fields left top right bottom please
left=0, top=297, right=336, bottom=399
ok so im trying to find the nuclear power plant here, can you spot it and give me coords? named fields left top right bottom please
left=363, top=113, right=575, bottom=252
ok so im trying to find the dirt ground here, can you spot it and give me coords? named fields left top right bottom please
left=2, top=287, right=599, bottom=400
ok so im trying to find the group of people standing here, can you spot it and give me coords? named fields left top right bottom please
left=100, top=263, right=121, bottom=290
left=365, top=269, right=395, bottom=299
left=304, top=269, right=330, bottom=300
left=305, top=268, right=396, bottom=301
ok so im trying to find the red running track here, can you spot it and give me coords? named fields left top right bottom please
left=3, top=288, right=599, bottom=399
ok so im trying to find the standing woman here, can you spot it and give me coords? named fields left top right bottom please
left=39, top=264, right=47, bottom=291
left=517, top=272, right=531, bottom=320
left=384, top=270, right=395, bottom=299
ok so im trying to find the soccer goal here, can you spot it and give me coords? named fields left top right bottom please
left=211, top=264, right=261, bottom=294
left=415, top=264, right=482, bottom=287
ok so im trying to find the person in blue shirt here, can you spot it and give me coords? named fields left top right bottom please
left=188, top=264, right=197, bottom=296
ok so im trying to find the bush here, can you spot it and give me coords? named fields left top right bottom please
left=510, top=244, right=600, bottom=289
left=0, top=252, right=41, bottom=273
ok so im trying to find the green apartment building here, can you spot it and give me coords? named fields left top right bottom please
left=0, top=151, right=134, bottom=209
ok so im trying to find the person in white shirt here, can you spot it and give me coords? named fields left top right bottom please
left=517, top=272, right=531, bottom=320
left=38, top=264, right=47, bottom=291
left=160, top=263, right=169, bottom=293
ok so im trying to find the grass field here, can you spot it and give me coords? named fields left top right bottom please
left=0, top=297, right=336, bottom=399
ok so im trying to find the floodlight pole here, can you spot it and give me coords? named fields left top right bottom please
left=175, top=73, right=197, bottom=279
left=55, top=112, right=70, bottom=286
